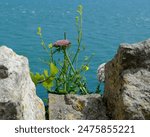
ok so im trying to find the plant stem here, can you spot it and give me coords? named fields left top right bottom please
left=64, top=49, right=88, bottom=94
left=63, top=32, right=68, bottom=92
left=63, top=48, right=67, bottom=93
left=50, top=47, right=53, bottom=63
left=72, top=12, right=82, bottom=66
left=64, top=32, right=67, bottom=40
left=64, top=49, right=75, bottom=73
left=37, top=76, right=54, bottom=84
left=39, top=34, right=49, bottom=53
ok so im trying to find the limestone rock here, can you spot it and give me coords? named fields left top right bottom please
left=0, top=46, right=45, bottom=120
left=97, top=63, right=106, bottom=82
left=104, top=39, right=150, bottom=120
left=48, top=94, right=109, bottom=120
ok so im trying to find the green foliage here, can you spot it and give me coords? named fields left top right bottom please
left=30, top=72, right=45, bottom=85
left=30, top=5, right=94, bottom=95
left=50, top=63, right=58, bottom=76
left=30, top=62, right=59, bottom=91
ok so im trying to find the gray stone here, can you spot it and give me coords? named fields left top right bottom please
left=49, top=94, right=109, bottom=120
left=104, top=39, right=150, bottom=120
left=0, top=46, right=45, bottom=120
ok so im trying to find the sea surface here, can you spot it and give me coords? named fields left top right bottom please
left=0, top=0, right=150, bottom=99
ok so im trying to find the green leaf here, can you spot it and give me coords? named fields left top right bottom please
left=50, top=63, right=59, bottom=76
left=30, top=72, right=45, bottom=85
left=58, top=89, right=68, bottom=94
left=69, top=90, right=78, bottom=94
left=35, top=73, right=45, bottom=81
left=42, top=78, right=53, bottom=90
left=30, top=72, right=38, bottom=85
left=43, top=69, right=49, bottom=78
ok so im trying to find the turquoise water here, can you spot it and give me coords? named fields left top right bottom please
left=0, top=0, right=150, bottom=99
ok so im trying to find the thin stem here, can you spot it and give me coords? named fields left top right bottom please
left=37, top=76, right=54, bottom=84
left=39, top=34, right=49, bottom=53
left=50, top=47, right=53, bottom=63
left=72, top=12, right=82, bottom=66
left=63, top=48, right=68, bottom=92
left=64, top=49, right=88, bottom=94
left=64, top=32, right=67, bottom=40
left=64, top=49, right=75, bottom=73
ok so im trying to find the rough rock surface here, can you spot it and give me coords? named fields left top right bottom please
left=104, top=39, right=150, bottom=120
left=97, top=63, right=106, bottom=82
left=0, top=46, right=45, bottom=120
left=49, top=94, right=109, bottom=120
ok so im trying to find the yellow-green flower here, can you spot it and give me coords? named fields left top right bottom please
left=48, top=43, right=53, bottom=49
left=82, top=65, right=89, bottom=71
left=37, top=27, right=42, bottom=36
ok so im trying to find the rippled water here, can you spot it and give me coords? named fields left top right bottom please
left=0, top=0, right=150, bottom=99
